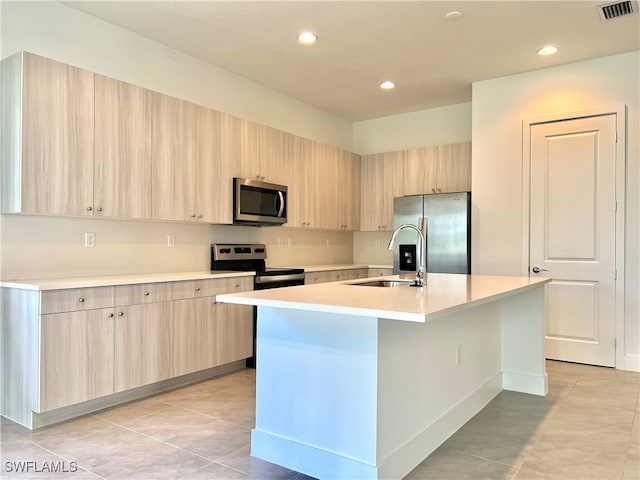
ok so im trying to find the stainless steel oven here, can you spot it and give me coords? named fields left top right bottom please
left=233, top=178, right=288, bottom=226
left=211, top=243, right=305, bottom=367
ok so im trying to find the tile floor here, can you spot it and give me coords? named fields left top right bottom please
left=1, top=361, right=638, bottom=480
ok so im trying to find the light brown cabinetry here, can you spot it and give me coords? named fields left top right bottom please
left=151, top=95, right=229, bottom=223
left=94, top=75, right=153, bottom=219
left=403, top=142, right=471, bottom=195
left=435, top=142, right=472, bottom=193
left=368, top=267, right=394, bottom=278
left=40, top=306, right=114, bottom=411
left=1, top=52, right=94, bottom=216
left=216, top=277, right=254, bottom=365
left=283, top=133, right=311, bottom=228
left=1, top=274, right=254, bottom=428
left=360, top=151, right=404, bottom=231
left=305, top=268, right=369, bottom=284
left=2, top=51, right=364, bottom=228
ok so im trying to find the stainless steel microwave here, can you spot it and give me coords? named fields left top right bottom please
left=233, top=178, right=288, bottom=226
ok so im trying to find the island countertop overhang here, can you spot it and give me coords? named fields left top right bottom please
left=216, top=273, right=551, bottom=323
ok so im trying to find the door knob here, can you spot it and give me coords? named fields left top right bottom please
left=531, top=266, right=548, bottom=274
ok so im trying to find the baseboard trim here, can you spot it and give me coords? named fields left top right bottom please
left=24, top=361, right=246, bottom=429
left=623, top=354, right=640, bottom=372
left=502, top=370, right=548, bottom=395
left=252, top=373, right=503, bottom=480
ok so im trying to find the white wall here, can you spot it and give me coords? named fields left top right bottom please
left=472, top=51, right=640, bottom=370
left=0, top=1, right=354, bottom=279
left=352, top=102, right=471, bottom=155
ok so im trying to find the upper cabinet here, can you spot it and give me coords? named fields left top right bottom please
left=403, top=142, right=471, bottom=195
left=435, top=142, right=471, bottom=193
left=360, top=151, right=404, bottom=231
left=2, top=52, right=95, bottom=216
left=1, top=52, right=466, bottom=232
left=94, top=75, right=153, bottom=219
left=152, top=96, right=229, bottom=223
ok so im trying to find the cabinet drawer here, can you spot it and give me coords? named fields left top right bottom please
left=41, top=287, right=114, bottom=314
left=223, top=277, right=253, bottom=294
left=114, top=283, right=168, bottom=305
left=169, top=277, right=253, bottom=300
left=368, top=268, right=393, bottom=278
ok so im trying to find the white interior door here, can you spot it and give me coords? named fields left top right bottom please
left=530, top=114, right=617, bottom=367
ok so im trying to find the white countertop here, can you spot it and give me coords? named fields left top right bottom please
left=217, top=273, right=550, bottom=323
left=0, top=271, right=254, bottom=291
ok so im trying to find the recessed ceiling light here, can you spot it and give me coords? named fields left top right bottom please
left=297, top=32, right=317, bottom=44
left=537, top=45, right=558, bottom=56
left=380, top=81, right=396, bottom=90
left=445, top=11, right=463, bottom=20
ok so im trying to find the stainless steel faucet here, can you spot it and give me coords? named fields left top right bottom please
left=388, top=223, right=426, bottom=287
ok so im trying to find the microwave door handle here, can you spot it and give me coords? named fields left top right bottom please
left=276, top=191, right=285, bottom=217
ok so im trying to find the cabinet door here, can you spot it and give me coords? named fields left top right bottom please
left=286, top=134, right=314, bottom=227
left=436, top=142, right=471, bottom=193
left=360, top=153, right=384, bottom=231
left=113, top=302, right=172, bottom=391
left=313, top=143, right=339, bottom=229
left=170, top=298, right=207, bottom=376
left=151, top=93, right=197, bottom=221
left=216, top=278, right=253, bottom=365
left=21, top=53, right=94, bottom=216
left=196, top=107, right=231, bottom=223
left=403, top=146, right=438, bottom=195
left=216, top=304, right=253, bottom=365
left=94, top=75, right=152, bottom=219
left=381, top=151, right=405, bottom=230
left=40, top=308, right=114, bottom=411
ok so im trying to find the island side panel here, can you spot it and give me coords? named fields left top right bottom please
left=376, top=302, right=503, bottom=479
left=252, top=306, right=380, bottom=480
left=500, top=285, right=548, bottom=395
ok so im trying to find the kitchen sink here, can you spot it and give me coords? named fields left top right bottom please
left=349, top=279, right=418, bottom=287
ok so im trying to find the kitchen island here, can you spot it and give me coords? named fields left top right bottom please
left=216, top=273, right=550, bottom=480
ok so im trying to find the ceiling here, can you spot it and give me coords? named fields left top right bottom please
left=64, top=1, right=640, bottom=121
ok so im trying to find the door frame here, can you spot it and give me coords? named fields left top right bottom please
left=521, top=104, right=627, bottom=369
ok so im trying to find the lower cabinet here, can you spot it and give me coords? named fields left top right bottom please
left=1, top=274, right=255, bottom=428
left=216, top=303, right=253, bottom=365
left=113, top=302, right=173, bottom=392
left=40, top=308, right=115, bottom=411
left=305, top=268, right=370, bottom=284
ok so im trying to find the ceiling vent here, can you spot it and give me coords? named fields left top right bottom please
left=598, top=0, right=637, bottom=20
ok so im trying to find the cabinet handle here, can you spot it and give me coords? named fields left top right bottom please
left=118, top=311, right=124, bottom=316
left=144, top=291, right=150, bottom=296
left=97, top=207, right=103, bottom=212
left=234, top=283, right=240, bottom=288
left=86, top=206, right=93, bottom=212
left=195, top=287, right=201, bottom=293
left=198, top=214, right=203, bottom=219
left=108, top=312, right=114, bottom=318
left=78, top=297, right=85, bottom=303
left=190, top=214, right=196, bottom=218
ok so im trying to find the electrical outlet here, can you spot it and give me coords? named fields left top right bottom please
left=167, top=234, right=175, bottom=248
left=455, top=345, right=462, bottom=366
left=326, top=238, right=331, bottom=248
left=84, top=232, right=95, bottom=248
left=375, top=240, right=381, bottom=248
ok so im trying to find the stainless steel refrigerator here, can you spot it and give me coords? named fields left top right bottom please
left=393, top=192, right=471, bottom=275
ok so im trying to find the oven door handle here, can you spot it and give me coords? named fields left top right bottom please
left=255, top=273, right=305, bottom=285
left=276, top=191, right=285, bottom=217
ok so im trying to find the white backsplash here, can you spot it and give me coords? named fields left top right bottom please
left=0, top=215, right=354, bottom=280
